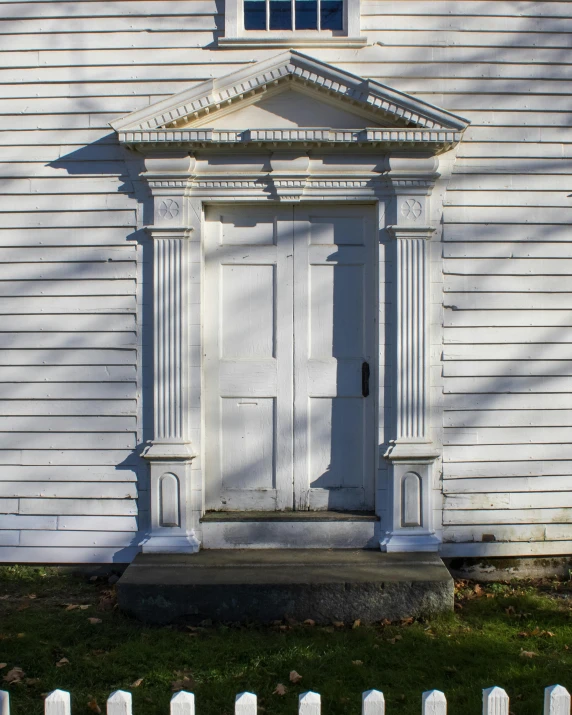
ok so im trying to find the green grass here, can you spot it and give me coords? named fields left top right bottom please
left=1, top=568, right=572, bottom=715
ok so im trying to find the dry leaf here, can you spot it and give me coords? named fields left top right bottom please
left=56, top=658, right=70, bottom=668
left=401, top=617, right=414, bottom=626
left=65, top=604, right=78, bottom=611
left=17, top=633, right=25, bottom=639
left=352, top=619, right=361, bottom=629
left=3, top=667, right=24, bottom=684
left=352, top=660, right=363, bottom=666
left=27, top=594, right=37, bottom=600
left=520, top=650, right=537, bottom=659
left=303, top=619, right=315, bottom=627
left=88, top=618, right=102, bottom=625
left=79, top=605, right=90, bottom=611
left=0, top=664, right=6, bottom=670
left=171, top=671, right=195, bottom=692
left=473, top=584, right=484, bottom=597
left=0, top=596, right=9, bottom=601
left=87, top=698, right=101, bottom=714
left=131, top=679, right=144, bottom=688
left=289, top=671, right=303, bottom=684
left=332, top=621, right=344, bottom=628
left=380, top=619, right=392, bottom=626
left=273, top=684, right=287, bottom=696
left=546, top=631, right=556, bottom=637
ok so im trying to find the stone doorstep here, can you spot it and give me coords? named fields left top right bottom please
left=117, top=550, right=454, bottom=624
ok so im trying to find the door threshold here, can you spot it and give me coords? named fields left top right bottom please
left=201, top=510, right=379, bottom=522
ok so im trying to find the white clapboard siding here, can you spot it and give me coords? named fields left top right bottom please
left=1, top=0, right=571, bottom=561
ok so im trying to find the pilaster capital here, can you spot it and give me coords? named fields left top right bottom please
left=387, top=225, right=436, bottom=239
left=145, top=225, right=194, bottom=240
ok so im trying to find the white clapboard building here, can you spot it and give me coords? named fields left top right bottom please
left=1, top=0, right=571, bottom=565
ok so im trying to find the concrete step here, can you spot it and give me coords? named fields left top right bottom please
left=200, top=511, right=380, bottom=549
left=117, top=550, right=454, bottom=624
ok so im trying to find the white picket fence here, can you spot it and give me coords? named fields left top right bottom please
left=0, top=686, right=570, bottom=715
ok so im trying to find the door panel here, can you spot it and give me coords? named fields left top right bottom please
left=204, top=206, right=293, bottom=511
left=293, top=206, right=376, bottom=511
left=204, top=204, right=376, bottom=512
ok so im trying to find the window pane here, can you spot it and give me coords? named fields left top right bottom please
left=295, top=0, right=317, bottom=29
left=244, top=0, right=266, bottom=30
left=321, top=0, right=343, bottom=29
left=269, top=0, right=292, bottom=29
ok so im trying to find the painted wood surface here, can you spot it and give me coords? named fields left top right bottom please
left=1, top=0, right=570, bottom=560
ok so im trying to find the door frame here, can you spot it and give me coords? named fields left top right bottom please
left=136, top=151, right=445, bottom=553
left=202, top=202, right=379, bottom=513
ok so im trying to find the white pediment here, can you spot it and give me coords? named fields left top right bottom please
left=204, top=87, right=379, bottom=130
left=112, top=50, right=469, bottom=152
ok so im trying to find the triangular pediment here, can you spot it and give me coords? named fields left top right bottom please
left=112, top=50, right=469, bottom=136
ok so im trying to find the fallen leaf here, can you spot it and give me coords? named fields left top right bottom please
left=0, top=664, right=6, bottom=670
left=352, top=660, right=363, bottom=666
left=131, top=679, right=144, bottom=688
left=473, top=584, right=484, bottom=597
left=171, top=671, right=195, bottom=692
left=520, top=650, right=537, bottom=659
left=380, top=618, right=392, bottom=626
left=24, top=678, right=41, bottom=686
left=66, top=605, right=79, bottom=611
left=289, top=671, right=302, bottom=684
left=506, top=606, right=516, bottom=616
left=332, top=621, right=344, bottom=628
left=79, top=605, right=90, bottom=611
left=401, top=617, right=414, bottom=626
left=352, top=619, right=361, bottom=629
left=0, top=596, right=9, bottom=601
left=88, top=618, right=102, bottom=625
left=518, top=631, right=529, bottom=638
left=273, top=684, right=287, bottom=696
left=303, top=619, right=315, bottom=627
left=3, top=667, right=25, bottom=684
left=531, top=627, right=540, bottom=636
left=320, top=626, right=334, bottom=633
left=16, top=634, right=24, bottom=639
left=485, top=594, right=495, bottom=599
left=546, top=631, right=556, bottom=637
left=27, top=594, right=37, bottom=600
left=87, top=699, right=101, bottom=714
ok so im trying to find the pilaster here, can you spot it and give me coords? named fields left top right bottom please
left=381, top=157, right=441, bottom=552
left=140, top=153, right=199, bottom=553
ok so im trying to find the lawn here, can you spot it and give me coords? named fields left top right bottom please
left=1, top=567, right=572, bottom=715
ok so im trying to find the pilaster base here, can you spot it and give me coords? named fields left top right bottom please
left=141, top=532, right=200, bottom=554
left=380, top=532, right=441, bottom=553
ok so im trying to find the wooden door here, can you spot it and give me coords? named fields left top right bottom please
left=204, top=205, right=294, bottom=511
left=204, top=204, right=376, bottom=512
left=293, top=206, right=376, bottom=510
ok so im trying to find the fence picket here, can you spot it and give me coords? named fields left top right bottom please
left=299, top=692, right=321, bottom=715
left=0, top=690, right=9, bottom=715
left=362, top=690, right=385, bottom=715
left=483, top=687, right=509, bottom=715
left=423, top=690, right=447, bottom=715
left=107, top=691, right=132, bottom=715
left=235, top=693, right=257, bottom=715
left=45, top=690, right=71, bottom=715
left=545, top=686, right=571, bottom=715
left=171, top=692, right=195, bottom=715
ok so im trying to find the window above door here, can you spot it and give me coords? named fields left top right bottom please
left=219, top=0, right=366, bottom=48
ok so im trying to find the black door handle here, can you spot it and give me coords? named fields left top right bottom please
left=362, top=361, right=370, bottom=398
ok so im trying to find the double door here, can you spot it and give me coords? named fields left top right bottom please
left=204, top=204, right=376, bottom=511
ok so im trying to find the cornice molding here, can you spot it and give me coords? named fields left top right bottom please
left=111, top=50, right=469, bottom=146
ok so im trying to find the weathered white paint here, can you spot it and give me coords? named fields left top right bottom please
left=1, top=0, right=570, bottom=561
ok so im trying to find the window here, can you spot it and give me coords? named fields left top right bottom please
left=220, top=0, right=364, bottom=47
left=244, top=0, right=344, bottom=32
